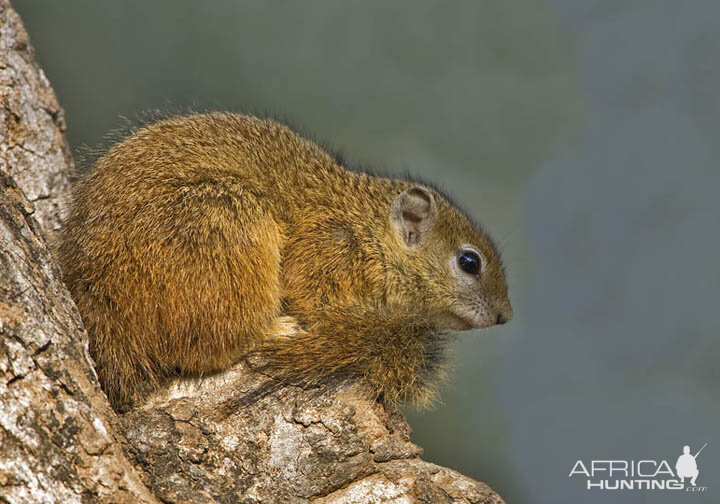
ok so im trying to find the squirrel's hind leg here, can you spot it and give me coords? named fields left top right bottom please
left=63, top=182, right=285, bottom=411
left=156, top=184, right=285, bottom=374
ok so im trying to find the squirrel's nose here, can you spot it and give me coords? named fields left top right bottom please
left=496, top=307, right=513, bottom=325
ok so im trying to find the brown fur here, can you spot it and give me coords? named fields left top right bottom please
left=59, top=112, right=512, bottom=412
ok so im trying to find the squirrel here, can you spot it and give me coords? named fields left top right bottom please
left=58, top=112, right=513, bottom=412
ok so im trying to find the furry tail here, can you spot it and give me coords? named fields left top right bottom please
left=226, top=305, right=453, bottom=413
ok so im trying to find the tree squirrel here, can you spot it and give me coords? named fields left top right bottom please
left=59, top=112, right=512, bottom=412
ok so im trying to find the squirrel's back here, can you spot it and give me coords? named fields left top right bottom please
left=84, top=113, right=397, bottom=221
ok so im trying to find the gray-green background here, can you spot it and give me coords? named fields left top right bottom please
left=16, top=1, right=719, bottom=502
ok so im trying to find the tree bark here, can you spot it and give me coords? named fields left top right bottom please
left=0, top=3, right=159, bottom=502
left=0, top=2, right=505, bottom=502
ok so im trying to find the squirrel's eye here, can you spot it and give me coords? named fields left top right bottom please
left=457, top=250, right=481, bottom=275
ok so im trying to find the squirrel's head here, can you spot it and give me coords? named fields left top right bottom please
left=387, top=185, right=512, bottom=331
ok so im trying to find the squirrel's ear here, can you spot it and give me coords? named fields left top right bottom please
left=390, top=186, right=437, bottom=246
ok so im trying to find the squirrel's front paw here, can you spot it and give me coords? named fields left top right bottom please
left=268, top=315, right=307, bottom=339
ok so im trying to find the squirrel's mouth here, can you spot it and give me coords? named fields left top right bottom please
left=436, top=310, right=483, bottom=331
left=450, top=307, right=496, bottom=330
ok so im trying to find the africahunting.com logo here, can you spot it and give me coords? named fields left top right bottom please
left=569, top=443, right=709, bottom=492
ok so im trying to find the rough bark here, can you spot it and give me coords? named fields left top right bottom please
left=0, top=2, right=505, bottom=502
left=0, top=2, right=72, bottom=237
left=122, top=367, right=503, bottom=503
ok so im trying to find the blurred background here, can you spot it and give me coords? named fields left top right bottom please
left=15, top=1, right=719, bottom=502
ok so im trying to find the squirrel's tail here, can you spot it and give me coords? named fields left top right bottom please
left=230, top=305, right=453, bottom=411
